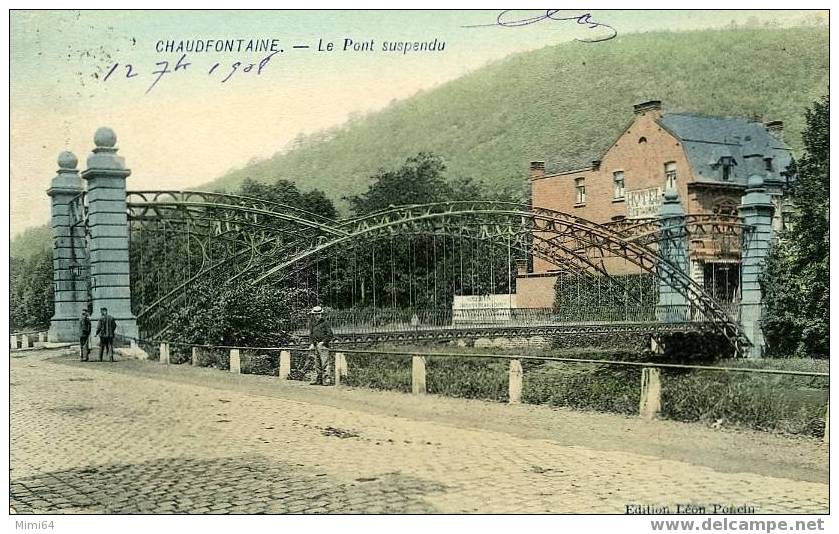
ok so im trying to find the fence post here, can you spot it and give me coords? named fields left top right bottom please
left=333, top=352, right=348, bottom=386
left=639, top=367, right=662, bottom=419
left=159, top=342, right=169, bottom=365
left=38, top=332, right=47, bottom=344
left=824, top=404, right=829, bottom=444
left=20, top=334, right=30, bottom=349
left=229, top=349, right=241, bottom=373
left=191, top=347, right=198, bottom=366
left=279, top=350, right=291, bottom=380
left=508, top=359, right=523, bottom=404
left=10, top=336, right=17, bottom=350
left=412, top=355, right=427, bottom=395
left=334, top=353, right=344, bottom=386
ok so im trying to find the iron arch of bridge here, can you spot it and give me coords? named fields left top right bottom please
left=131, top=209, right=634, bottom=337
left=235, top=201, right=751, bottom=353
left=124, top=196, right=752, bottom=353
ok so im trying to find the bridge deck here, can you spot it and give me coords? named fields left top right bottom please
left=293, top=320, right=713, bottom=344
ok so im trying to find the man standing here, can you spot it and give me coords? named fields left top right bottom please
left=79, top=309, right=91, bottom=362
left=95, top=307, right=118, bottom=362
left=308, top=306, right=334, bottom=385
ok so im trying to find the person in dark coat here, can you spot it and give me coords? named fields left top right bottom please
left=79, top=309, right=91, bottom=362
left=308, top=306, right=334, bottom=385
left=95, top=307, right=118, bottom=362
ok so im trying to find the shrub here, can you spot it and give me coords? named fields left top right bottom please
left=427, top=356, right=508, bottom=401
left=241, top=351, right=279, bottom=376
left=343, top=352, right=411, bottom=393
left=523, top=363, right=639, bottom=415
left=661, top=359, right=828, bottom=436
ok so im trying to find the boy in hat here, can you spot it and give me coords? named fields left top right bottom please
left=308, top=306, right=334, bottom=385
left=79, top=309, right=91, bottom=361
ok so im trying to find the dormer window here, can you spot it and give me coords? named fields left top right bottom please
left=718, top=156, right=736, bottom=181
left=664, top=161, right=677, bottom=190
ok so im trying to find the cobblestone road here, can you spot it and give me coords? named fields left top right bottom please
left=10, top=349, right=829, bottom=514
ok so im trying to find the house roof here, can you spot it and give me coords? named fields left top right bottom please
left=544, top=111, right=794, bottom=186
left=657, top=113, right=794, bottom=186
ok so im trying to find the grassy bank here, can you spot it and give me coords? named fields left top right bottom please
left=146, top=341, right=828, bottom=438
left=338, top=344, right=829, bottom=437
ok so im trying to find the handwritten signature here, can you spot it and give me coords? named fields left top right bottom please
left=463, top=9, right=617, bottom=42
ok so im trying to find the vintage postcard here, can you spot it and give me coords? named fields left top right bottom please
left=7, top=6, right=830, bottom=530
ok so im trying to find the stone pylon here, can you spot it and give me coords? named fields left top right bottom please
left=81, top=127, right=139, bottom=342
left=48, top=152, right=88, bottom=342
left=738, top=175, right=775, bottom=358
left=656, top=188, right=690, bottom=322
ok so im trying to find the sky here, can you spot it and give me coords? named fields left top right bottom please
left=9, top=9, right=827, bottom=238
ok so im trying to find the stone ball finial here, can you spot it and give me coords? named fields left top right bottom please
left=664, top=188, right=679, bottom=201
left=93, top=127, right=117, bottom=148
left=57, top=151, right=78, bottom=170
left=747, top=175, right=764, bottom=189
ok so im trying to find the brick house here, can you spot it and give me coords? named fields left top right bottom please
left=517, top=100, right=794, bottom=309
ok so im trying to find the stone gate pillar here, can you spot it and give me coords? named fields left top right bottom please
left=47, top=152, right=88, bottom=342
left=738, top=175, right=774, bottom=358
left=81, top=127, right=138, bottom=342
left=656, top=189, right=690, bottom=322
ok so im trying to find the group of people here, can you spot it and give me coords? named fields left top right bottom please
left=78, top=307, right=118, bottom=362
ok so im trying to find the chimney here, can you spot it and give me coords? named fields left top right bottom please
left=530, top=161, right=545, bottom=179
left=633, top=100, right=662, bottom=116
left=591, top=160, right=601, bottom=171
left=765, top=120, right=784, bottom=142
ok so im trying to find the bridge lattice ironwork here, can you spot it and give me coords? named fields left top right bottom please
left=91, top=193, right=754, bottom=354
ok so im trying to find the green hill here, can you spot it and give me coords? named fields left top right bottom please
left=11, top=27, right=828, bottom=256
left=205, top=27, right=828, bottom=209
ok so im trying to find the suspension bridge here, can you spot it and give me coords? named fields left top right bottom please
left=47, top=128, right=776, bottom=357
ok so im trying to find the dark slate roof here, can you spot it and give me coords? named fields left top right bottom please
left=658, top=113, right=794, bottom=186
left=543, top=112, right=794, bottom=186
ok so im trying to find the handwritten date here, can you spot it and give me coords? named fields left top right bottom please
left=103, top=51, right=280, bottom=94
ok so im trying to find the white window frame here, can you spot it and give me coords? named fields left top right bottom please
left=664, top=161, right=677, bottom=190
left=575, top=177, right=586, bottom=205
left=612, top=170, right=625, bottom=200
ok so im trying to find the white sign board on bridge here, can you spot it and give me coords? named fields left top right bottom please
left=452, top=294, right=517, bottom=324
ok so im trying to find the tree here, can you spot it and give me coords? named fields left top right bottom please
left=333, top=153, right=522, bottom=311
left=239, top=177, right=337, bottom=218
left=346, top=153, right=451, bottom=215
left=761, top=96, right=829, bottom=358
left=10, top=249, right=54, bottom=331
left=167, top=279, right=312, bottom=347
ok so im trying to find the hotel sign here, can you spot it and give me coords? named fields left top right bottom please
left=626, top=187, right=663, bottom=219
